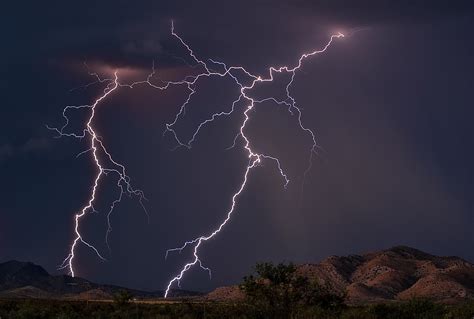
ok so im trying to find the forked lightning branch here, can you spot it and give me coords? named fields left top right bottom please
left=48, top=22, right=343, bottom=298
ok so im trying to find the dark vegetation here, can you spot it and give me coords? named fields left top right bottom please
left=239, top=262, right=345, bottom=318
left=0, top=298, right=473, bottom=319
left=112, top=289, right=133, bottom=306
left=0, top=262, right=472, bottom=318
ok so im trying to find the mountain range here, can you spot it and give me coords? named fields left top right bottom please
left=206, top=246, right=474, bottom=304
left=1, top=246, right=473, bottom=303
left=0, top=260, right=198, bottom=299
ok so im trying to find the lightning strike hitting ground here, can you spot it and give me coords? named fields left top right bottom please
left=161, top=23, right=343, bottom=297
left=50, top=21, right=343, bottom=294
left=48, top=72, right=147, bottom=277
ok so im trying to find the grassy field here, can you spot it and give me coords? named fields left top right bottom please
left=0, top=298, right=473, bottom=319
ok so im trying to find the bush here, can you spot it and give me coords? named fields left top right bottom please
left=113, top=289, right=133, bottom=307
left=240, top=262, right=344, bottom=318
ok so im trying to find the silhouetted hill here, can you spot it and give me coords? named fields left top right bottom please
left=206, top=246, right=474, bottom=304
left=0, top=260, right=199, bottom=300
left=0, top=261, right=49, bottom=290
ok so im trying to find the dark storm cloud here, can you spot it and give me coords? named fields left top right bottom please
left=287, top=0, right=474, bottom=25
left=11, top=1, right=472, bottom=68
left=0, top=138, right=52, bottom=162
left=122, top=39, right=163, bottom=56
left=4, top=1, right=173, bottom=67
left=0, top=145, right=13, bottom=162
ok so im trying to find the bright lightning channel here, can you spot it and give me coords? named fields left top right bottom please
left=50, top=21, right=343, bottom=295
left=48, top=72, right=147, bottom=277
left=160, top=23, right=344, bottom=297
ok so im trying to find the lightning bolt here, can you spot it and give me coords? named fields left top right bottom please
left=161, top=23, right=344, bottom=297
left=50, top=21, right=343, bottom=293
left=48, top=72, right=147, bottom=277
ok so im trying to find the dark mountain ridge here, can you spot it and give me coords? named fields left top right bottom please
left=0, top=260, right=198, bottom=299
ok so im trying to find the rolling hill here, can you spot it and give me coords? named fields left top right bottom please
left=206, top=246, right=474, bottom=304
left=0, top=260, right=198, bottom=299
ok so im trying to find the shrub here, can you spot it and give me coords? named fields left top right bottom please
left=240, top=262, right=344, bottom=318
left=113, top=289, right=133, bottom=307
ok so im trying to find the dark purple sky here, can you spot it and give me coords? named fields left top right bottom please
left=1, top=0, right=473, bottom=293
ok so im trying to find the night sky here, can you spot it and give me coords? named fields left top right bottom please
left=1, top=1, right=474, bottom=293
